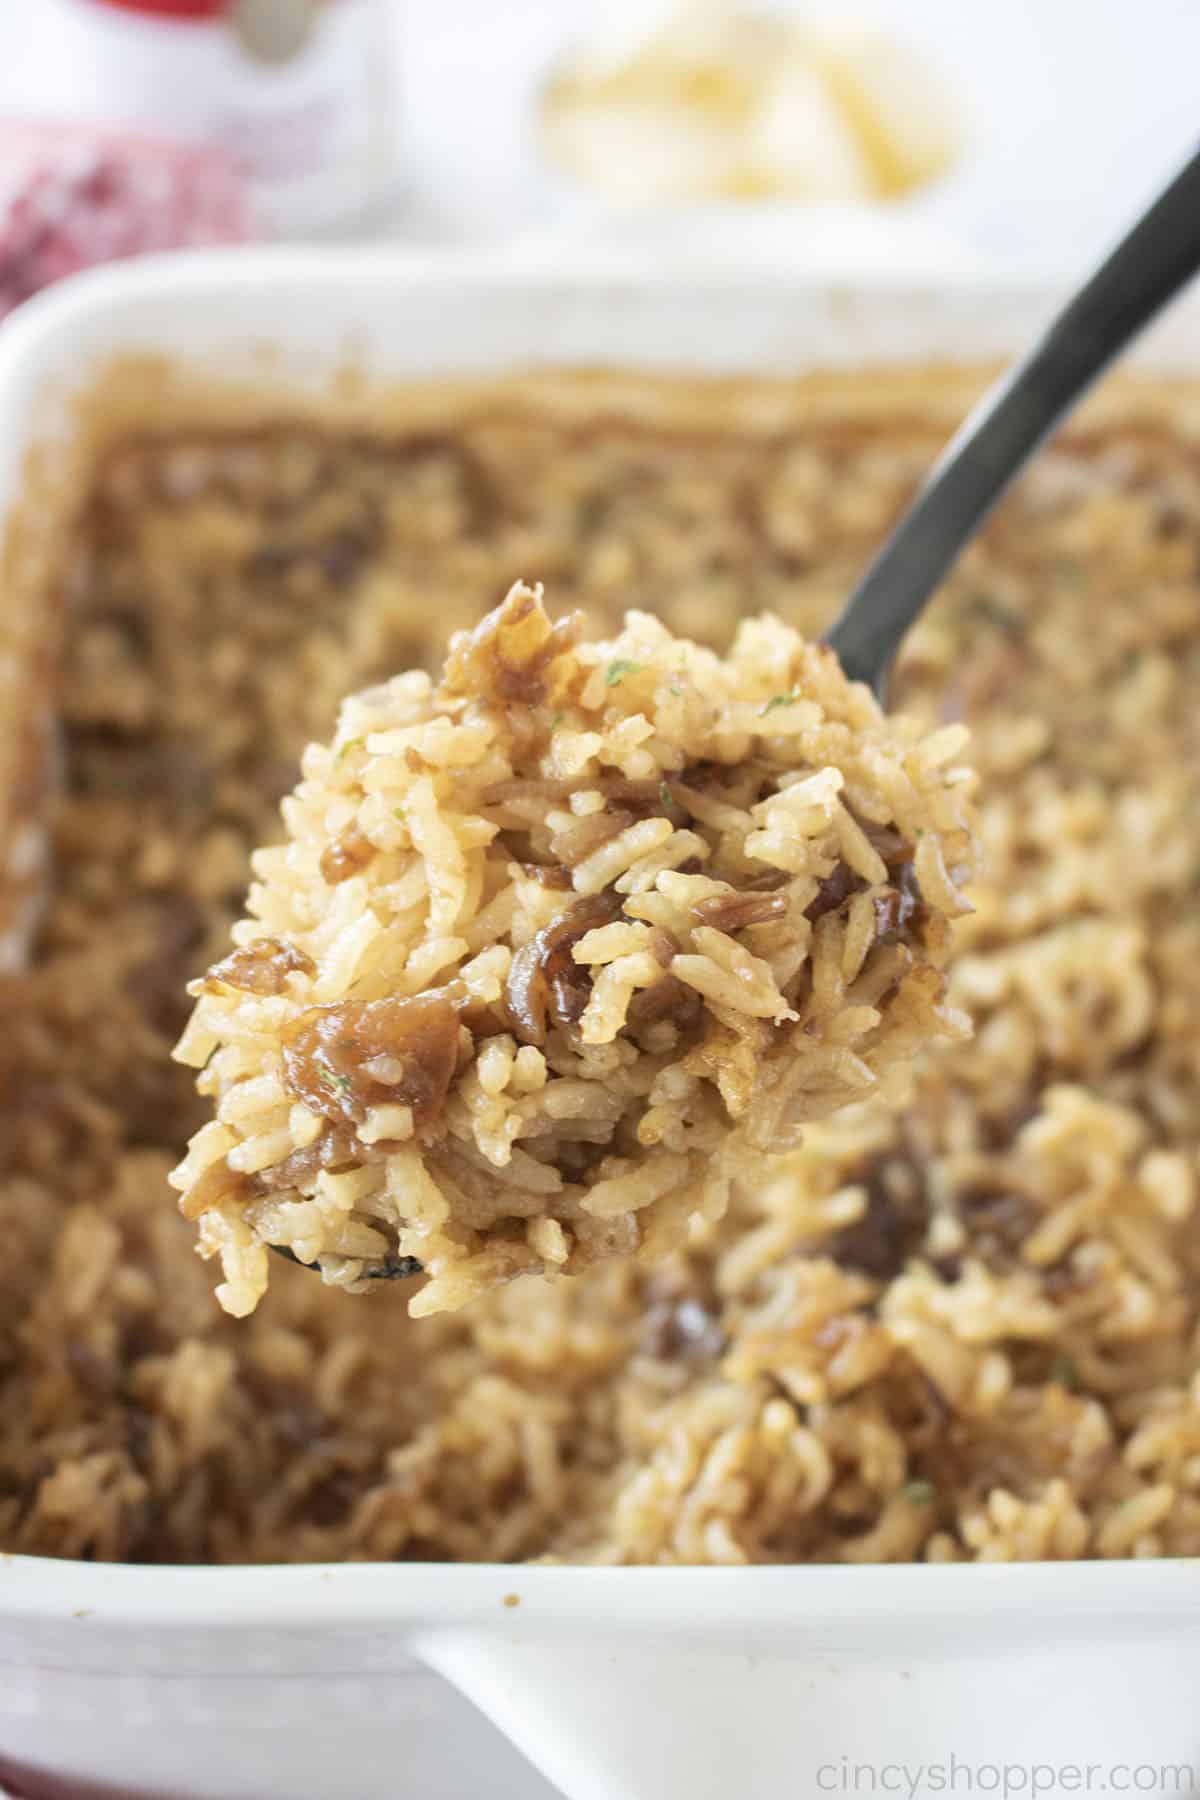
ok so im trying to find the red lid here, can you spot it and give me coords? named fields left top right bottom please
left=83, top=0, right=228, bottom=18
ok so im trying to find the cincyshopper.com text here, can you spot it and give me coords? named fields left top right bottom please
left=814, top=1757, right=1196, bottom=1796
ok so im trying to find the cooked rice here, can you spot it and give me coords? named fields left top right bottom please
left=172, top=584, right=973, bottom=1317
left=1, top=371, right=1198, bottom=1565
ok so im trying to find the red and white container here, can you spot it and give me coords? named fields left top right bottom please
left=33, top=0, right=395, bottom=237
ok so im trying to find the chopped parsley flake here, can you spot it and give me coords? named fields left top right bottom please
left=319, top=1066, right=353, bottom=1096
left=336, top=736, right=366, bottom=763
left=604, top=658, right=642, bottom=687
left=901, top=1479, right=934, bottom=1505
left=659, top=781, right=673, bottom=809
left=761, top=690, right=799, bottom=716
left=1049, top=1352, right=1078, bottom=1390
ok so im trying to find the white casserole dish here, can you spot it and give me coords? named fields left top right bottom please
left=0, top=252, right=1197, bottom=1800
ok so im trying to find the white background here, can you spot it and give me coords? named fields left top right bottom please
left=0, top=0, right=1199, bottom=269
left=394, top=0, right=1200, bottom=270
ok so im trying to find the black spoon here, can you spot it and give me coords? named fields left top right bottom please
left=826, top=139, right=1200, bottom=698
left=272, top=1242, right=423, bottom=1282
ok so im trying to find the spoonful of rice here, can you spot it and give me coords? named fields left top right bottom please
left=171, top=589, right=975, bottom=1315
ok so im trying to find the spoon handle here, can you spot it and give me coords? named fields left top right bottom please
left=826, top=139, right=1200, bottom=695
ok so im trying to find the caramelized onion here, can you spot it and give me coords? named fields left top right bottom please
left=204, top=938, right=315, bottom=997
left=281, top=991, right=461, bottom=1130
left=503, top=893, right=623, bottom=1045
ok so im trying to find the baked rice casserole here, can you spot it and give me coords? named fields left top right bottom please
left=0, top=368, right=1197, bottom=1565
